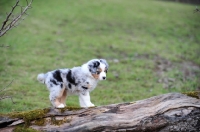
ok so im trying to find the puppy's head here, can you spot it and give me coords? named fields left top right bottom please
left=88, top=59, right=109, bottom=80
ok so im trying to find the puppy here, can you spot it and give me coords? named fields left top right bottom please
left=37, top=59, right=109, bottom=108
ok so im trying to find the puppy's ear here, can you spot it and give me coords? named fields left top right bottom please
left=100, top=59, right=109, bottom=69
left=88, top=60, right=100, bottom=73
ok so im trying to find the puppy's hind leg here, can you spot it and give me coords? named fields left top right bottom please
left=49, top=87, right=66, bottom=108
left=60, top=89, right=67, bottom=107
left=49, top=93, right=59, bottom=108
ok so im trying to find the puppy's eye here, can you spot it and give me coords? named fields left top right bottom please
left=105, top=70, right=108, bottom=73
left=96, top=71, right=101, bottom=74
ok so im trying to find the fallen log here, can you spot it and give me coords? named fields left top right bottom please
left=0, top=93, right=200, bottom=132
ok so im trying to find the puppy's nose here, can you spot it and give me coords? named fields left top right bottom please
left=103, top=77, right=106, bottom=80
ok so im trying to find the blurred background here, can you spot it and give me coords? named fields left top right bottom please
left=0, top=0, right=200, bottom=113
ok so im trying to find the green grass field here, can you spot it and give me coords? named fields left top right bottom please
left=0, top=0, right=200, bottom=113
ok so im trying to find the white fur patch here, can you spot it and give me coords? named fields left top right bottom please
left=37, top=73, right=45, bottom=83
left=99, top=63, right=107, bottom=80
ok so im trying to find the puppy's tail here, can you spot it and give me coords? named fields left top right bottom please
left=37, top=73, right=45, bottom=84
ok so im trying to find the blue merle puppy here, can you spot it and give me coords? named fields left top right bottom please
left=37, top=59, right=109, bottom=108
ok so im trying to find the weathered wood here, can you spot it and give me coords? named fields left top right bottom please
left=0, top=93, right=200, bottom=132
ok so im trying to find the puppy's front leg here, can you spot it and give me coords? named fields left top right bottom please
left=79, top=91, right=95, bottom=108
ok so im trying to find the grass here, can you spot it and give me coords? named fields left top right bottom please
left=0, top=0, right=200, bottom=113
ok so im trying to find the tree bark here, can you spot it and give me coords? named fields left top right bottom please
left=0, top=93, right=200, bottom=132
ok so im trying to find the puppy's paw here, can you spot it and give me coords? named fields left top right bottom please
left=80, top=104, right=95, bottom=108
left=57, top=104, right=65, bottom=108
left=89, top=103, right=95, bottom=107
